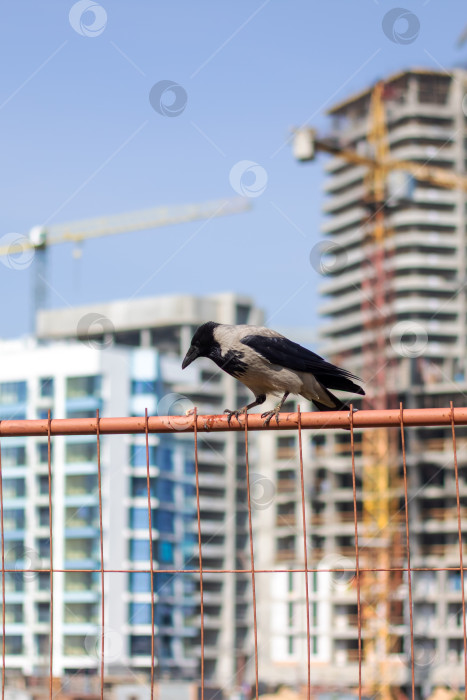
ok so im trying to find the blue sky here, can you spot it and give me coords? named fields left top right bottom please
left=1, top=0, right=466, bottom=338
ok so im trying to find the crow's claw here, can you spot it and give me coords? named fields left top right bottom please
left=224, top=409, right=242, bottom=425
left=261, top=409, right=280, bottom=427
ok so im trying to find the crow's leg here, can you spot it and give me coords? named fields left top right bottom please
left=224, top=394, right=266, bottom=425
left=261, top=392, right=289, bottom=426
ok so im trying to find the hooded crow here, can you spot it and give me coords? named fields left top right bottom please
left=182, top=322, right=365, bottom=425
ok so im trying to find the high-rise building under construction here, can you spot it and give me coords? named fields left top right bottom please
left=266, top=68, right=467, bottom=697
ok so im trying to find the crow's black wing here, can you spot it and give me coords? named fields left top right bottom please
left=241, top=334, right=365, bottom=395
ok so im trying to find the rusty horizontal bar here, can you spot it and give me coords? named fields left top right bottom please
left=1, top=406, right=467, bottom=436
left=3, top=567, right=467, bottom=573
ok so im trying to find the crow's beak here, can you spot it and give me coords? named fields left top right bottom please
left=182, top=346, right=199, bottom=370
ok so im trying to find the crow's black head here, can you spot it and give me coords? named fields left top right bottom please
left=181, top=322, right=219, bottom=369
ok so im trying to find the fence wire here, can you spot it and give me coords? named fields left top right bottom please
left=0, top=404, right=466, bottom=699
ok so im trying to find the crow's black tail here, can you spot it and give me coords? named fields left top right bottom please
left=312, top=388, right=353, bottom=412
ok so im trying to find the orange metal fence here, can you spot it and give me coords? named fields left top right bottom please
left=0, top=404, right=466, bottom=700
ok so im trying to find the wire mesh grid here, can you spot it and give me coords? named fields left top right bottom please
left=0, top=403, right=466, bottom=700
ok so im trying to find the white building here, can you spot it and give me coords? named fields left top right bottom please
left=34, top=292, right=263, bottom=690
left=0, top=338, right=199, bottom=683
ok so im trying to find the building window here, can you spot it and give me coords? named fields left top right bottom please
left=37, top=507, right=50, bottom=527
left=130, top=635, right=151, bottom=656
left=37, top=602, right=50, bottom=623
left=129, top=602, right=152, bottom=625
left=156, top=604, right=173, bottom=627
left=288, top=601, right=294, bottom=626
left=129, top=508, right=156, bottom=530
left=38, top=475, right=50, bottom=495
left=39, top=378, right=54, bottom=398
left=156, top=510, right=174, bottom=534
left=66, top=505, right=96, bottom=528
left=65, top=442, right=97, bottom=464
left=160, top=635, right=172, bottom=659
left=3, top=478, right=25, bottom=499
left=5, top=573, right=23, bottom=593
left=65, top=539, right=92, bottom=561
left=66, top=376, right=101, bottom=399
left=0, top=382, right=26, bottom=405
left=157, top=447, right=173, bottom=472
left=130, top=444, right=156, bottom=468
left=4, top=635, right=23, bottom=655
left=38, top=572, right=49, bottom=591
left=5, top=542, right=25, bottom=563
left=129, top=539, right=152, bottom=562
left=3, top=509, right=25, bottom=530
left=155, top=572, right=174, bottom=596
left=37, top=539, right=50, bottom=559
left=63, top=635, right=88, bottom=656
left=184, top=459, right=195, bottom=475
left=37, top=443, right=52, bottom=464
left=131, top=380, right=156, bottom=395
left=129, top=572, right=152, bottom=593
left=2, top=446, right=26, bottom=468
left=158, top=541, right=174, bottom=564
left=66, top=408, right=96, bottom=419
left=236, top=304, right=251, bottom=324
left=64, top=603, right=96, bottom=624
left=64, top=572, right=95, bottom=592
left=312, top=602, right=317, bottom=626
left=65, top=474, right=97, bottom=496
left=131, top=477, right=155, bottom=498
left=156, top=479, right=174, bottom=503
left=3, top=604, right=22, bottom=623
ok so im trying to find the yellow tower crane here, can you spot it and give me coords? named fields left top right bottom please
left=0, top=196, right=251, bottom=329
left=293, top=80, right=467, bottom=700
